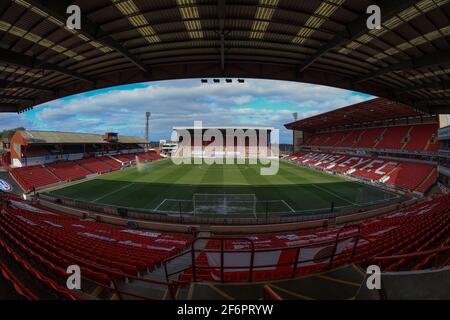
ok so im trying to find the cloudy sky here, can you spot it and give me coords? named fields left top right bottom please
left=1, top=79, right=373, bottom=143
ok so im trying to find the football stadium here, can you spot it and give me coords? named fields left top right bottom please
left=0, top=0, right=449, bottom=306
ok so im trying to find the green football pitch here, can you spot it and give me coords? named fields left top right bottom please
left=46, top=159, right=399, bottom=217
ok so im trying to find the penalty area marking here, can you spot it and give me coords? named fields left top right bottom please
left=92, top=182, right=136, bottom=203
left=154, top=198, right=192, bottom=211
left=154, top=198, right=168, bottom=211
left=281, top=200, right=295, bottom=213
left=311, top=184, right=357, bottom=205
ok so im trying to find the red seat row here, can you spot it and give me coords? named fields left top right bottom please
left=10, top=153, right=161, bottom=192
left=182, top=196, right=449, bottom=282
left=10, top=165, right=61, bottom=192
left=46, top=161, right=92, bottom=181
left=286, top=151, right=436, bottom=192
left=302, top=123, right=439, bottom=152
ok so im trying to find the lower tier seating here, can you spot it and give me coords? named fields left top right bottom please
left=0, top=197, right=194, bottom=298
left=10, top=166, right=61, bottom=192
left=10, top=153, right=161, bottom=192
left=46, top=161, right=92, bottom=181
left=77, top=157, right=117, bottom=174
left=181, top=195, right=449, bottom=282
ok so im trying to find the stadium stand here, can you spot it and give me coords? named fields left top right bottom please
left=112, top=154, right=136, bottom=163
left=179, top=195, right=449, bottom=282
left=77, top=157, right=116, bottom=174
left=301, top=124, right=438, bottom=152
left=376, top=126, right=412, bottom=150
left=404, top=124, right=439, bottom=152
left=285, top=151, right=435, bottom=193
left=46, top=161, right=92, bottom=181
left=283, top=99, right=441, bottom=195
left=10, top=166, right=61, bottom=192
left=0, top=197, right=194, bottom=299
left=9, top=152, right=162, bottom=192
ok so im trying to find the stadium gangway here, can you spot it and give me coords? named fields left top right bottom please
left=163, top=226, right=373, bottom=283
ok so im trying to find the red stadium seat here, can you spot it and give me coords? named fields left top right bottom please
left=10, top=165, right=61, bottom=192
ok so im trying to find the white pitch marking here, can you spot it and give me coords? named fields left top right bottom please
left=281, top=200, right=296, bottom=213
left=93, top=182, right=136, bottom=203
left=154, top=198, right=168, bottom=211
left=311, top=184, right=357, bottom=205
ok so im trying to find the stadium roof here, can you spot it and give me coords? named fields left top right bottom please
left=17, top=130, right=146, bottom=144
left=284, top=97, right=433, bottom=131
left=0, top=0, right=449, bottom=114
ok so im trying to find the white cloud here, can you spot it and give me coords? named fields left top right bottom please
left=2, top=79, right=373, bottom=143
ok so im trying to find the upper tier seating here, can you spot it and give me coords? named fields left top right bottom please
left=354, top=127, right=385, bottom=149
left=286, top=151, right=436, bottom=193
left=181, top=196, right=449, bottom=282
left=10, top=165, right=61, bottom=192
left=46, top=161, right=92, bottom=181
left=403, top=123, right=439, bottom=152
left=302, top=124, right=438, bottom=152
left=376, top=126, right=411, bottom=150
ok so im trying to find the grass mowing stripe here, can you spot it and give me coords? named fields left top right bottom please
left=93, top=182, right=136, bottom=203
left=46, top=161, right=397, bottom=216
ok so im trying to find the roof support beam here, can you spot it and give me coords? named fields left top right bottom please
left=414, top=99, right=450, bottom=114
left=0, top=48, right=94, bottom=84
left=0, top=80, right=55, bottom=93
left=0, top=95, right=35, bottom=102
left=296, top=0, right=417, bottom=75
left=415, top=104, right=450, bottom=114
left=218, top=0, right=226, bottom=72
left=27, top=0, right=151, bottom=75
left=397, top=80, right=450, bottom=94
left=354, top=49, right=450, bottom=84
left=0, top=103, right=21, bottom=113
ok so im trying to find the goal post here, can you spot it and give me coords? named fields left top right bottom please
left=193, top=193, right=257, bottom=215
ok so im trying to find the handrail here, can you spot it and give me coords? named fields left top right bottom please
left=373, top=245, right=450, bottom=262
left=262, top=285, right=283, bottom=300
left=164, top=228, right=367, bottom=283
left=37, top=190, right=404, bottom=226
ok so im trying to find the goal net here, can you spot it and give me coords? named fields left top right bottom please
left=193, top=193, right=257, bottom=215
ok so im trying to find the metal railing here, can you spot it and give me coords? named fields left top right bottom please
left=38, top=192, right=403, bottom=226
left=163, top=226, right=372, bottom=283
left=372, top=245, right=450, bottom=270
